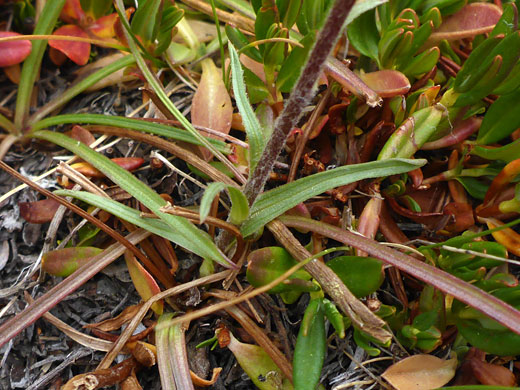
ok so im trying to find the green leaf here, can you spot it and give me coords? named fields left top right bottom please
left=14, top=0, right=66, bottom=130
left=131, top=0, right=162, bottom=45
left=80, top=0, right=112, bottom=19
left=277, top=32, right=316, bottom=93
left=277, top=0, right=301, bottom=28
left=345, top=0, right=388, bottom=26
left=477, top=89, right=520, bottom=144
left=31, top=114, right=229, bottom=152
left=229, top=43, right=266, bottom=172
left=34, top=131, right=230, bottom=268
left=378, top=105, right=444, bottom=160
left=455, top=177, right=488, bottom=200
left=225, top=25, right=263, bottom=62
left=200, top=182, right=249, bottom=225
left=472, top=138, right=520, bottom=163
left=326, top=256, right=384, bottom=298
left=55, top=189, right=233, bottom=269
left=241, top=158, right=426, bottom=236
left=293, top=299, right=326, bottom=390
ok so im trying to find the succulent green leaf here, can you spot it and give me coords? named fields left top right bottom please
left=131, top=0, right=162, bottom=45
left=241, top=158, right=426, bottom=237
left=347, top=8, right=380, bottom=61
left=472, top=138, right=520, bottom=163
left=277, top=32, right=316, bottom=92
left=326, top=256, right=384, bottom=298
left=200, top=182, right=249, bottom=225
left=478, top=89, right=520, bottom=144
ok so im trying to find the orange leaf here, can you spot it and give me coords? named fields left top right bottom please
left=49, top=25, right=90, bottom=66
left=60, top=0, right=85, bottom=24
left=382, top=354, right=457, bottom=390
left=191, top=58, right=233, bottom=160
left=124, top=251, right=163, bottom=315
left=428, top=3, right=502, bottom=43
left=0, top=32, right=32, bottom=67
left=483, top=217, right=520, bottom=257
left=89, top=13, right=118, bottom=39
left=19, top=198, right=60, bottom=224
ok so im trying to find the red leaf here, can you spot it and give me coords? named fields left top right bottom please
left=67, top=125, right=95, bottom=146
left=19, top=199, right=60, bottom=224
left=0, top=32, right=32, bottom=67
left=69, top=157, right=145, bottom=178
left=49, top=25, right=90, bottom=66
left=429, top=3, right=502, bottom=43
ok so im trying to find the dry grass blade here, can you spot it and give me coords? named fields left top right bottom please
left=24, top=292, right=114, bottom=352
left=97, top=270, right=232, bottom=369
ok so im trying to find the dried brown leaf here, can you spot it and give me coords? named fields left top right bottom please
left=84, top=304, right=143, bottom=332
left=382, top=354, right=457, bottom=390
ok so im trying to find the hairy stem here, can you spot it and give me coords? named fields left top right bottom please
left=242, top=0, right=356, bottom=205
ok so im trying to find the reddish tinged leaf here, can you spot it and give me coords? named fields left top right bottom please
left=60, top=0, right=85, bottom=23
left=470, top=359, right=517, bottom=386
left=191, top=58, right=233, bottom=160
left=443, top=202, right=475, bottom=233
left=0, top=32, right=32, bottom=67
left=67, top=125, right=95, bottom=146
left=382, top=354, right=457, bottom=390
left=42, top=247, right=103, bottom=277
left=89, top=13, right=118, bottom=38
left=483, top=158, right=520, bottom=205
left=49, top=25, right=90, bottom=65
left=428, top=3, right=502, bottom=43
left=358, top=70, right=411, bottom=98
left=69, top=157, right=145, bottom=178
left=124, top=251, right=163, bottom=315
left=19, top=198, right=60, bottom=224
left=3, top=64, right=21, bottom=84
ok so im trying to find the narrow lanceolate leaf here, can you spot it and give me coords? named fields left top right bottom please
left=192, top=58, right=233, bottom=161
left=124, top=251, right=163, bottom=315
left=30, top=114, right=229, bottom=152
left=54, top=190, right=232, bottom=269
left=293, top=299, right=326, bottom=390
left=34, top=131, right=230, bottom=267
left=241, top=158, right=426, bottom=236
left=156, top=314, right=177, bottom=390
left=477, top=89, right=520, bottom=145
left=200, top=182, right=249, bottom=225
left=229, top=43, right=265, bottom=172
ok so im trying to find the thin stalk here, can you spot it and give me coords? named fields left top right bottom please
left=243, top=0, right=357, bottom=205
left=180, top=0, right=255, bottom=32
left=114, top=0, right=245, bottom=183
left=278, top=215, right=520, bottom=336
left=0, top=113, right=16, bottom=134
left=209, top=0, right=226, bottom=81
left=29, top=55, right=136, bottom=124
left=14, top=0, right=66, bottom=131
left=215, top=0, right=255, bottom=19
